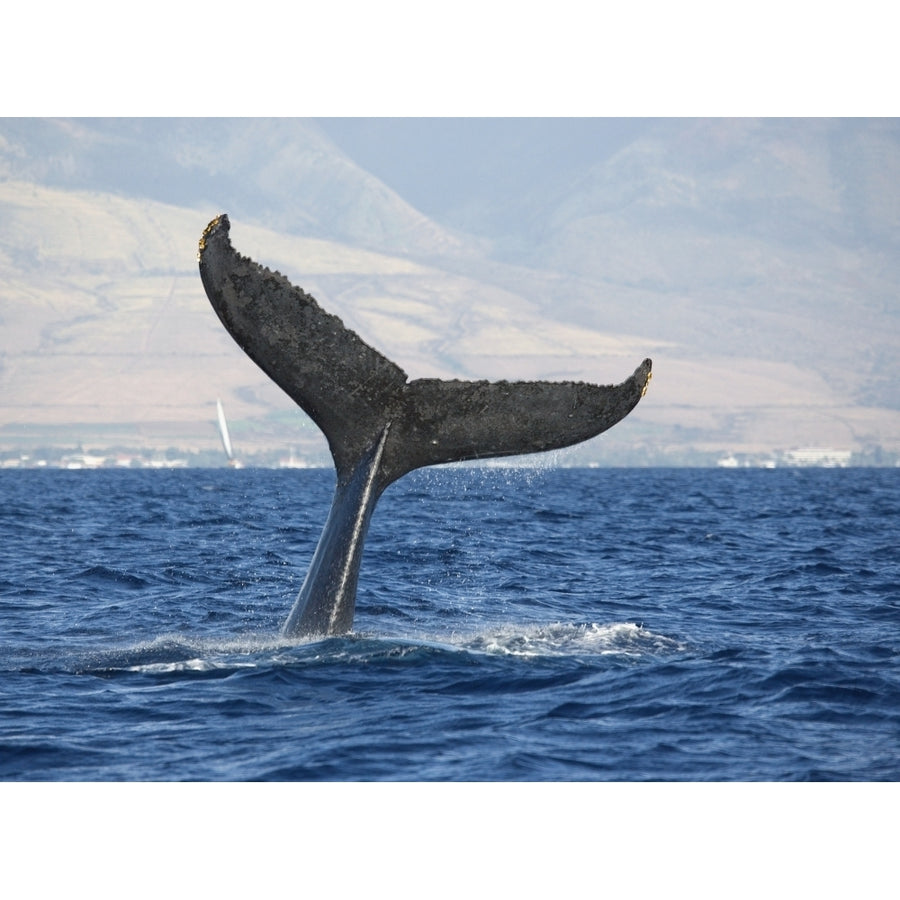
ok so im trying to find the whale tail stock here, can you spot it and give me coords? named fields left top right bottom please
left=198, top=214, right=652, bottom=636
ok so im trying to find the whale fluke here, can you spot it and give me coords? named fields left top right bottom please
left=199, top=214, right=652, bottom=637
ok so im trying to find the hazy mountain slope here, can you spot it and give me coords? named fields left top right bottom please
left=439, top=119, right=900, bottom=411
left=0, top=179, right=658, bottom=459
left=405, top=118, right=900, bottom=455
left=0, top=118, right=476, bottom=258
left=1, top=118, right=898, bottom=462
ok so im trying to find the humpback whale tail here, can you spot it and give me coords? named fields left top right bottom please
left=199, top=215, right=651, bottom=637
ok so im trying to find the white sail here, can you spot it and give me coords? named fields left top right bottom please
left=216, top=398, right=234, bottom=461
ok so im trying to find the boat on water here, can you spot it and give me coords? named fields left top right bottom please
left=216, top=399, right=243, bottom=468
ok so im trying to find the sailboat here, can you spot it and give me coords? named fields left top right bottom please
left=216, top=398, right=243, bottom=468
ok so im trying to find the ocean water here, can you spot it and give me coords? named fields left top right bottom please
left=1, top=466, right=898, bottom=781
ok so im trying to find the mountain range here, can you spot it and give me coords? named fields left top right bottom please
left=1, top=117, right=898, bottom=464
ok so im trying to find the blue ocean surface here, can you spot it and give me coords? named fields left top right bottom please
left=1, top=466, right=898, bottom=781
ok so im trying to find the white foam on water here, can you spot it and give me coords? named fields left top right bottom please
left=75, top=620, right=686, bottom=673
left=455, top=621, right=685, bottom=659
